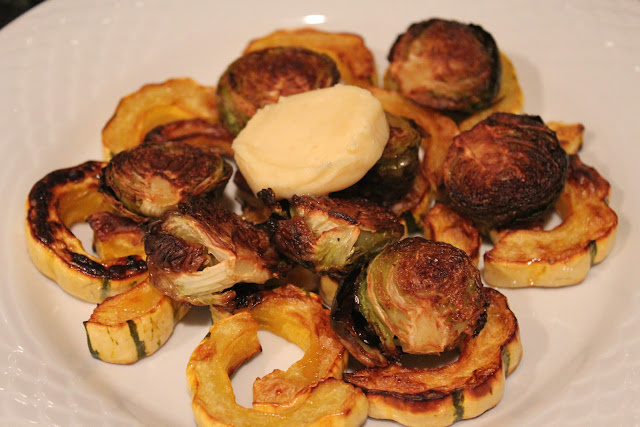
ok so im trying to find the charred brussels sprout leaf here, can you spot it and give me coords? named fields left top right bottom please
left=333, top=113, right=421, bottom=206
left=385, top=19, right=501, bottom=113
left=100, top=140, right=232, bottom=219
left=274, top=195, right=404, bottom=280
left=217, top=46, right=340, bottom=135
left=444, top=112, right=568, bottom=232
left=144, top=199, right=282, bottom=305
left=331, top=237, right=488, bottom=367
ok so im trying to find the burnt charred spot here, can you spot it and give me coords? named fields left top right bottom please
left=144, top=233, right=208, bottom=274
left=70, top=252, right=108, bottom=277
left=107, top=256, right=148, bottom=279
left=69, top=252, right=147, bottom=280
left=274, top=216, right=316, bottom=265
left=28, top=161, right=104, bottom=245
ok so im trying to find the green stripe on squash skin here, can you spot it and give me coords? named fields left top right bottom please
left=101, top=277, right=110, bottom=301
left=127, top=319, right=147, bottom=359
left=452, top=390, right=464, bottom=421
left=588, top=240, right=597, bottom=265
left=502, top=347, right=511, bottom=375
left=83, top=321, right=101, bottom=360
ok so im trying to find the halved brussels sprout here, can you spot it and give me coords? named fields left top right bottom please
left=274, top=195, right=405, bottom=280
left=143, top=117, right=235, bottom=158
left=443, top=112, right=568, bottom=232
left=217, top=46, right=340, bottom=135
left=144, top=198, right=282, bottom=305
left=331, top=237, right=488, bottom=367
left=332, top=112, right=421, bottom=206
left=385, top=19, right=501, bottom=113
left=100, top=140, right=232, bottom=219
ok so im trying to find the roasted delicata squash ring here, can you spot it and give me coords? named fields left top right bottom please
left=458, top=53, right=524, bottom=131
left=102, top=78, right=222, bottom=159
left=344, top=288, right=522, bottom=427
left=84, top=279, right=189, bottom=364
left=548, top=121, right=585, bottom=155
left=210, top=284, right=349, bottom=412
left=244, top=27, right=378, bottom=87
left=484, top=155, right=618, bottom=288
left=25, top=161, right=148, bottom=303
left=422, top=202, right=481, bottom=265
left=87, top=211, right=147, bottom=260
left=187, top=310, right=369, bottom=426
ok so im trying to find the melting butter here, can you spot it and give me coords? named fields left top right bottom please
left=232, top=84, right=389, bottom=199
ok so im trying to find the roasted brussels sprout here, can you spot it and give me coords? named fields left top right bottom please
left=385, top=19, right=501, bottom=113
left=332, top=112, right=421, bottom=205
left=100, top=140, right=232, bottom=219
left=217, top=46, right=340, bottom=135
left=144, top=118, right=235, bottom=158
left=330, top=237, right=488, bottom=367
left=274, top=195, right=405, bottom=280
left=144, top=198, right=282, bottom=305
left=443, top=112, right=568, bottom=232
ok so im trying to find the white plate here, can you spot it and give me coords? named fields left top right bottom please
left=1, top=0, right=639, bottom=425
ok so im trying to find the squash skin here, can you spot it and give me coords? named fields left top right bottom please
left=84, top=279, right=190, bottom=364
left=25, top=161, right=148, bottom=303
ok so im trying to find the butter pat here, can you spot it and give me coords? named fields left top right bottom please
left=232, top=84, right=389, bottom=199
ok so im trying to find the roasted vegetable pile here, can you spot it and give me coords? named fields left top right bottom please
left=25, top=18, right=617, bottom=427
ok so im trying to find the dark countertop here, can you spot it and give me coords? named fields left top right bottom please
left=0, top=0, right=45, bottom=29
